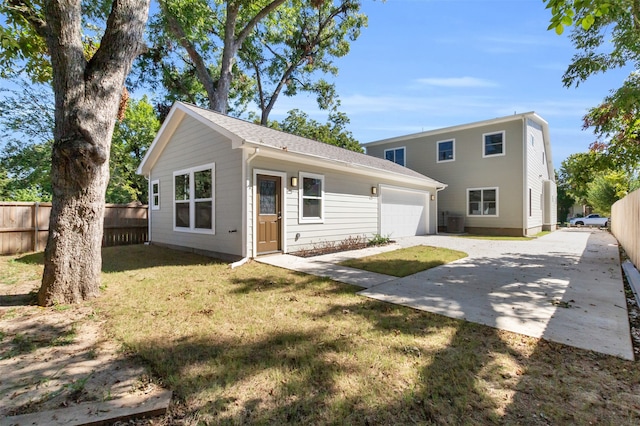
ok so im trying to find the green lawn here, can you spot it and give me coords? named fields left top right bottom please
left=2, top=245, right=639, bottom=425
left=339, top=245, right=467, bottom=277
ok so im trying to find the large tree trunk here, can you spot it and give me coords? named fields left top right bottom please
left=37, top=0, right=150, bottom=306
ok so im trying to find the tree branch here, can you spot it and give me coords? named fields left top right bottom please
left=160, top=1, right=217, bottom=107
left=235, top=0, right=288, bottom=47
left=5, top=0, right=49, bottom=38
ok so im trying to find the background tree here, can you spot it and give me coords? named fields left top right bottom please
left=108, top=96, right=160, bottom=204
left=0, top=82, right=158, bottom=204
left=545, top=0, right=640, bottom=169
left=264, top=107, right=362, bottom=152
left=0, top=82, right=54, bottom=201
left=1, top=0, right=151, bottom=306
left=556, top=171, right=577, bottom=222
left=586, top=170, right=639, bottom=215
left=558, top=151, right=611, bottom=205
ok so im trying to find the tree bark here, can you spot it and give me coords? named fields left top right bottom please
left=37, top=0, right=150, bottom=306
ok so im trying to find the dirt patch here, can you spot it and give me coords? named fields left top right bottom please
left=0, top=279, right=156, bottom=418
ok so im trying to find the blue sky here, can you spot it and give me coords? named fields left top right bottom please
left=265, top=0, right=632, bottom=167
left=0, top=0, right=630, bottom=168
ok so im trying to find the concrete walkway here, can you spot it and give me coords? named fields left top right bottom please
left=257, top=228, right=634, bottom=360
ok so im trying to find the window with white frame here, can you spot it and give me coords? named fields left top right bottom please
left=437, top=139, right=455, bottom=162
left=151, top=180, right=160, bottom=210
left=467, top=188, right=498, bottom=216
left=384, top=147, right=406, bottom=166
left=173, top=163, right=215, bottom=233
left=483, top=131, right=505, bottom=157
left=299, top=172, right=324, bottom=223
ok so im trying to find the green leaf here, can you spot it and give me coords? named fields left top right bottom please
left=581, top=14, right=595, bottom=30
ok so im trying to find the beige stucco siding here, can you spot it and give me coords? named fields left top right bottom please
left=249, top=157, right=437, bottom=255
left=367, top=119, right=525, bottom=232
left=149, top=115, right=244, bottom=257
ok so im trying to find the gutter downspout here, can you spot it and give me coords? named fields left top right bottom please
left=231, top=147, right=259, bottom=269
left=435, top=186, right=446, bottom=234
left=522, top=116, right=528, bottom=237
left=145, top=176, right=151, bottom=245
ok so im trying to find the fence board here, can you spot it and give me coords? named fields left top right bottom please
left=612, top=189, right=640, bottom=270
left=0, top=202, right=148, bottom=255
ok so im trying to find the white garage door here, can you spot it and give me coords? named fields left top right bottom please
left=380, top=186, right=429, bottom=238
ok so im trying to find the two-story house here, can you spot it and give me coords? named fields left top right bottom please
left=364, top=112, right=557, bottom=236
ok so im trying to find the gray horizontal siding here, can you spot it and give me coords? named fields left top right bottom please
left=149, top=115, right=244, bottom=257
left=250, top=156, right=437, bottom=255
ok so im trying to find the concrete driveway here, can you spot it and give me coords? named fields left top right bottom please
left=258, top=228, right=634, bottom=360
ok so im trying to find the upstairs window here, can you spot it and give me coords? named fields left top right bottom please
left=437, top=139, right=455, bottom=163
left=384, top=147, right=406, bottom=166
left=483, top=131, right=505, bottom=157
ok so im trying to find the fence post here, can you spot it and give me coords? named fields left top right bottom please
left=33, top=202, right=39, bottom=252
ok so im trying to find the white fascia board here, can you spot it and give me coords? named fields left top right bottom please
left=363, top=111, right=539, bottom=147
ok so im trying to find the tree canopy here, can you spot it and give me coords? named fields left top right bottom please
left=265, top=107, right=362, bottom=152
left=544, top=0, right=640, bottom=174
left=135, top=0, right=365, bottom=122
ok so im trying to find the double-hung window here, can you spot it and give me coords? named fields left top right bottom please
left=173, top=163, right=215, bottom=233
left=437, top=139, right=455, bottom=162
left=467, top=188, right=498, bottom=216
left=483, top=131, right=505, bottom=157
left=384, top=147, right=406, bottom=166
left=299, top=172, right=324, bottom=223
left=151, top=180, right=160, bottom=210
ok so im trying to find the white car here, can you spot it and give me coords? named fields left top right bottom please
left=569, top=214, right=609, bottom=227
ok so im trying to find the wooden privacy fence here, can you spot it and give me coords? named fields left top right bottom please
left=0, top=202, right=148, bottom=255
left=611, top=189, right=640, bottom=269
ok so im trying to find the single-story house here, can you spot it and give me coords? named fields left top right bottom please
left=137, top=102, right=446, bottom=261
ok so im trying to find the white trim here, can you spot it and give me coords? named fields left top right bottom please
left=466, top=187, right=499, bottom=217
left=436, top=138, right=455, bottom=163
left=298, top=171, right=325, bottom=224
left=383, top=146, right=406, bottom=167
left=482, top=131, right=506, bottom=158
left=252, top=169, right=287, bottom=256
left=150, top=179, right=160, bottom=210
left=172, top=163, right=215, bottom=234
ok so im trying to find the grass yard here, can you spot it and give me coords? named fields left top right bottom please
left=2, top=245, right=640, bottom=425
left=339, top=245, right=467, bottom=277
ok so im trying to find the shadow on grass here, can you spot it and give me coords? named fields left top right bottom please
left=0, top=292, right=37, bottom=307
left=132, top=330, right=352, bottom=424
left=228, top=273, right=359, bottom=296
left=128, top=298, right=534, bottom=424
left=13, top=252, right=44, bottom=265
left=12, top=245, right=228, bottom=274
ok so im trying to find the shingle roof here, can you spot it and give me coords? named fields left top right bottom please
left=179, top=102, right=445, bottom=187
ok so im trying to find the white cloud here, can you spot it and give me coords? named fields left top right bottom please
left=415, top=77, right=499, bottom=88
